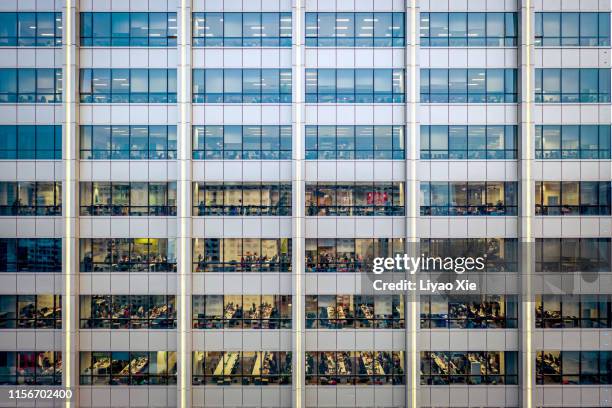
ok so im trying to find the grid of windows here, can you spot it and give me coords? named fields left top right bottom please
left=535, top=13, right=610, bottom=46
left=535, top=238, right=611, bottom=273
left=79, top=182, right=177, bottom=216
left=80, top=295, right=176, bottom=329
left=305, top=69, right=405, bottom=103
left=420, top=125, right=517, bottom=159
left=80, top=125, right=176, bottom=160
left=305, top=125, right=405, bottom=160
left=305, top=182, right=404, bottom=216
left=80, top=13, right=177, bottom=47
left=0, top=239, right=61, bottom=272
left=420, top=295, right=518, bottom=328
left=535, top=125, right=611, bottom=159
left=0, top=352, right=61, bottom=385
left=535, top=68, right=611, bottom=103
left=305, top=295, right=404, bottom=329
left=305, top=238, right=404, bottom=273
left=0, top=13, right=62, bottom=46
left=0, top=69, right=62, bottom=103
left=192, top=13, right=291, bottom=47
left=305, top=12, right=405, bottom=47
left=192, top=69, right=292, bottom=103
left=536, top=295, right=611, bottom=328
left=192, top=351, right=292, bottom=385
left=0, top=295, right=61, bottom=329
left=79, top=351, right=177, bottom=385
left=0, top=125, right=61, bottom=159
left=0, top=182, right=61, bottom=215
left=537, top=351, right=611, bottom=384
left=193, top=182, right=291, bottom=216
left=421, top=351, right=518, bottom=385
left=535, top=181, right=611, bottom=215
left=420, top=13, right=517, bottom=46
left=79, top=238, right=176, bottom=273
left=193, top=238, right=292, bottom=273
left=79, top=69, right=177, bottom=103
left=420, top=239, right=518, bottom=272
left=420, top=181, right=518, bottom=216
left=192, top=295, right=291, bottom=329
left=192, top=125, right=292, bottom=160
left=306, top=351, right=404, bottom=385
left=420, top=69, right=517, bottom=103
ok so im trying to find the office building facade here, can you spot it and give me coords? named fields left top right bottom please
left=0, top=0, right=610, bottom=407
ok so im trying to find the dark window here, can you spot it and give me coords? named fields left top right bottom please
left=0, top=239, right=61, bottom=272
left=536, top=238, right=611, bottom=272
left=80, top=295, right=176, bottom=329
left=305, top=182, right=404, bottom=216
left=535, top=181, right=611, bottom=215
left=79, top=182, right=176, bottom=216
left=0, top=182, right=61, bottom=215
left=79, top=238, right=176, bottom=272
left=305, top=295, right=404, bottom=329
left=80, top=351, right=177, bottom=385
left=305, top=238, right=404, bottom=273
left=420, top=238, right=518, bottom=272
left=537, top=350, right=612, bottom=384
left=193, top=182, right=291, bottom=216
left=0, top=295, right=61, bottom=329
left=420, top=295, right=518, bottom=329
left=536, top=294, right=611, bottom=328
left=193, top=238, right=292, bottom=273
left=0, top=351, right=62, bottom=385
left=192, top=295, right=291, bottom=329
left=192, top=351, right=291, bottom=385
left=420, top=182, right=518, bottom=215
left=306, top=351, right=404, bottom=385
left=421, top=351, right=518, bottom=385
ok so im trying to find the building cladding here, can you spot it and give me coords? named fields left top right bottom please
left=0, top=0, right=610, bottom=407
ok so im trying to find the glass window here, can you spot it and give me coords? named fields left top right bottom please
left=305, top=69, right=404, bottom=103
left=536, top=68, right=610, bottom=103
left=80, top=13, right=176, bottom=46
left=421, top=69, right=517, bottom=103
left=193, top=238, right=291, bottom=273
left=536, top=12, right=610, bottom=46
left=421, top=125, right=517, bottom=160
left=79, top=69, right=175, bottom=104
left=192, top=69, right=291, bottom=103
left=193, top=13, right=291, bottom=47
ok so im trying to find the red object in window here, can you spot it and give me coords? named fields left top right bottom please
left=367, top=192, right=388, bottom=205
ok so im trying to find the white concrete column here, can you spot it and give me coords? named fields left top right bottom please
left=405, top=0, right=421, bottom=406
left=519, top=0, right=536, bottom=407
left=177, top=1, right=193, bottom=407
left=292, top=1, right=306, bottom=407
left=62, top=0, right=79, bottom=405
